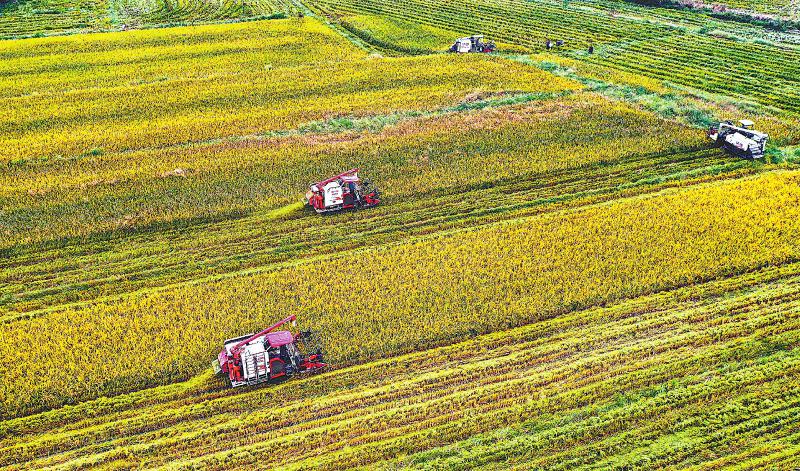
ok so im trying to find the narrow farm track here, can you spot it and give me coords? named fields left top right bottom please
left=0, top=146, right=749, bottom=318
left=3, top=260, right=799, bottom=469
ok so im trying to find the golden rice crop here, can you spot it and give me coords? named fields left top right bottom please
left=3, top=259, right=800, bottom=469
left=0, top=42, right=576, bottom=163
left=0, top=19, right=362, bottom=98
left=0, top=92, right=701, bottom=247
left=2, top=6, right=799, bottom=469
left=2, top=170, right=799, bottom=418
left=0, top=144, right=736, bottom=318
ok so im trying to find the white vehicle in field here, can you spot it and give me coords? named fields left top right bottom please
left=708, top=119, right=768, bottom=160
left=449, top=35, right=496, bottom=53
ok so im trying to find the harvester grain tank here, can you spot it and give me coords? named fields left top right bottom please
left=213, top=315, right=326, bottom=387
left=708, top=119, right=768, bottom=160
left=449, top=35, right=496, bottom=53
left=305, top=168, right=380, bottom=213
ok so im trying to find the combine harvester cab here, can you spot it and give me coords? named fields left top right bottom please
left=305, top=168, right=380, bottom=214
left=213, top=315, right=326, bottom=388
left=708, top=119, right=768, bottom=160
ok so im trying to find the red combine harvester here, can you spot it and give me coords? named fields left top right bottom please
left=213, top=315, right=326, bottom=387
left=305, top=168, right=380, bottom=214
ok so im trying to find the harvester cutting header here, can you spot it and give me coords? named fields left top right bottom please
left=305, top=168, right=380, bottom=213
left=213, top=315, right=325, bottom=387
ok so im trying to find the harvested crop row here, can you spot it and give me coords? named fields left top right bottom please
left=309, top=0, right=800, bottom=114
left=2, top=170, right=800, bottom=419
left=0, top=0, right=298, bottom=38
left=312, top=0, right=672, bottom=48
left=582, top=34, right=800, bottom=114
left=3, top=258, right=799, bottom=468
left=0, top=0, right=108, bottom=39
left=113, top=0, right=297, bottom=26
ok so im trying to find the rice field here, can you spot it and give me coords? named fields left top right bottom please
left=0, top=0, right=108, bottom=39
left=309, top=0, right=800, bottom=114
left=2, top=9, right=800, bottom=471
left=0, top=20, right=573, bottom=163
left=0, top=0, right=298, bottom=38
left=3, top=251, right=800, bottom=468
